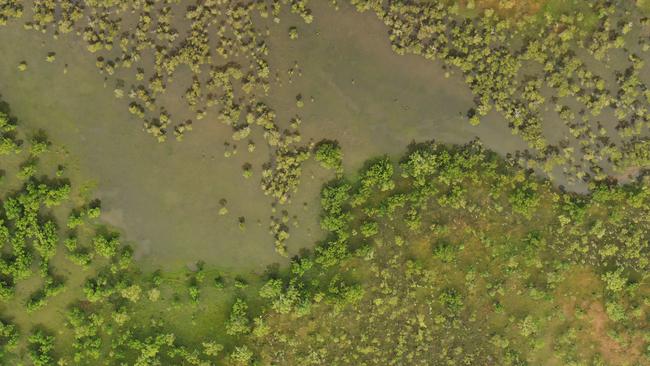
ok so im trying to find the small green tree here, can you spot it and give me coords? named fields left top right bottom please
left=314, top=140, right=343, bottom=175
left=225, top=299, right=250, bottom=336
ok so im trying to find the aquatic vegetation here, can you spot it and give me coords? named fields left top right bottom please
left=0, top=0, right=320, bottom=217
left=348, top=0, right=650, bottom=187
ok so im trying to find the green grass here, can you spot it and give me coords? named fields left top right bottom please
left=538, top=0, right=601, bottom=31
left=639, top=0, right=650, bottom=15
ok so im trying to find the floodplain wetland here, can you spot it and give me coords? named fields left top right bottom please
left=0, top=0, right=647, bottom=365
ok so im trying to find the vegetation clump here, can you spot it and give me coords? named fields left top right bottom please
left=288, top=26, right=299, bottom=40
left=314, top=139, right=343, bottom=176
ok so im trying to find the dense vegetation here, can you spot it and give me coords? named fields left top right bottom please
left=0, top=99, right=647, bottom=364
left=254, top=140, right=650, bottom=365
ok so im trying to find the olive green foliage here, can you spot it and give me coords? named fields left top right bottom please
left=0, top=1, right=648, bottom=365
left=4, top=0, right=648, bottom=263
left=225, top=298, right=250, bottom=336
left=509, top=179, right=541, bottom=218
left=0, top=320, right=18, bottom=359
left=0, top=124, right=647, bottom=365
left=0, top=1, right=22, bottom=26
left=28, top=329, right=55, bottom=366
left=0, top=109, right=21, bottom=155
left=350, top=156, right=395, bottom=207
left=0, top=169, right=74, bottom=312
left=3, top=0, right=650, bottom=256
left=251, top=140, right=650, bottom=365
left=66, top=307, right=104, bottom=362
left=92, top=232, right=120, bottom=259
left=350, top=0, right=650, bottom=188
left=314, top=139, right=343, bottom=175
left=1, top=0, right=318, bottom=215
